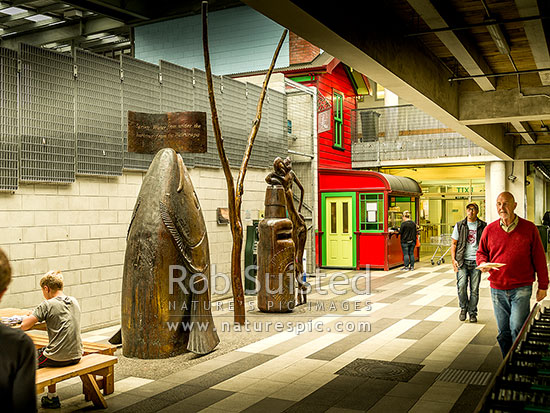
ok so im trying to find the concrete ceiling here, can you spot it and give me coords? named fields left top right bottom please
left=3, top=0, right=550, bottom=164
left=0, top=0, right=241, bottom=55
left=242, top=0, right=550, bottom=162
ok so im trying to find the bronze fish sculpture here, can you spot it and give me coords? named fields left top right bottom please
left=122, top=148, right=219, bottom=358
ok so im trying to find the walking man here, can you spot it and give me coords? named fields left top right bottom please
left=399, top=210, right=417, bottom=271
left=477, top=191, right=548, bottom=356
left=450, top=203, right=486, bottom=323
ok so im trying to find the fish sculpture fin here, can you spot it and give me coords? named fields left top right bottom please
left=159, top=200, right=204, bottom=275
left=187, top=273, right=220, bottom=355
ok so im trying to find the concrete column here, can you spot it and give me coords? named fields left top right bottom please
left=486, top=161, right=506, bottom=223
left=384, top=88, right=399, bottom=106
left=507, top=161, right=526, bottom=218
left=533, top=170, right=545, bottom=224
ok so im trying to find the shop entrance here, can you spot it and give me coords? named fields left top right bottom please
left=419, top=195, right=485, bottom=259
left=325, top=196, right=354, bottom=267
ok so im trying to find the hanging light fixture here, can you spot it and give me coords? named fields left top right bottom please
left=485, top=19, right=511, bottom=55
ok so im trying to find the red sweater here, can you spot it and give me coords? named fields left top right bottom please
left=476, top=217, right=549, bottom=290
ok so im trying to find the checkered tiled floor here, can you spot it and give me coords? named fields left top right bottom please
left=38, top=262, right=550, bottom=412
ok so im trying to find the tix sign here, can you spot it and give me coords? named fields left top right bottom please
left=128, top=111, right=207, bottom=154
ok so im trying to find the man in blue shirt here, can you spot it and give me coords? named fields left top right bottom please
left=450, top=203, right=487, bottom=323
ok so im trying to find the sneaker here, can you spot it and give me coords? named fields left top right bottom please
left=459, top=309, right=467, bottom=321
left=41, top=396, right=60, bottom=409
left=402, top=267, right=409, bottom=271
left=469, top=314, right=477, bottom=323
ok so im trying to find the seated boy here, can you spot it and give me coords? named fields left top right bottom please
left=0, top=248, right=37, bottom=412
left=21, top=271, right=83, bottom=409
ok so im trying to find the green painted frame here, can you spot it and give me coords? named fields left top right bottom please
left=321, top=191, right=357, bottom=267
left=359, top=192, right=385, bottom=233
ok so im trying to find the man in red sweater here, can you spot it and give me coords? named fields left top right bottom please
left=477, top=191, right=548, bottom=357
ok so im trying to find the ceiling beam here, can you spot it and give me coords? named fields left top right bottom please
left=515, top=0, right=550, bottom=86
left=511, top=120, right=537, bottom=144
left=0, top=17, right=61, bottom=36
left=242, top=0, right=513, bottom=160
left=460, top=85, right=550, bottom=124
left=516, top=144, right=550, bottom=159
left=0, top=16, right=124, bottom=47
left=406, top=0, right=496, bottom=91
left=60, top=0, right=150, bottom=22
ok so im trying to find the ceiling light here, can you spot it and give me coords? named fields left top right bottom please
left=485, top=19, right=510, bottom=55
left=25, top=14, right=51, bottom=22
left=0, top=7, right=26, bottom=15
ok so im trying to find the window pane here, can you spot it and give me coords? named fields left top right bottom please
left=342, top=202, right=349, bottom=233
left=330, top=202, right=337, bottom=234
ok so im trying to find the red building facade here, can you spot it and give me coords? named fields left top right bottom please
left=283, top=35, right=421, bottom=270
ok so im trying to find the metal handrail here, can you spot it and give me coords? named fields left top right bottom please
left=474, top=302, right=541, bottom=413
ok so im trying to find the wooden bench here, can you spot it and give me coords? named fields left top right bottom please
left=27, top=331, right=117, bottom=398
left=36, top=353, right=117, bottom=409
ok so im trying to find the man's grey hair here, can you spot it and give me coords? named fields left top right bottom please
left=403, top=210, right=411, bottom=218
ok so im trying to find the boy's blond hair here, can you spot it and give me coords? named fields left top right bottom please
left=40, top=270, right=64, bottom=292
left=0, top=248, right=11, bottom=292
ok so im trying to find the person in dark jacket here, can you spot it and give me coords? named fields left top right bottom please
left=399, top=210, right=417, bottom=271
left=450, top=203, right=487, bottom=323
left=0, top=248, right=37, bottom=412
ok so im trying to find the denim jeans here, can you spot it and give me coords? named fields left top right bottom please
left=490, top=285, right=532, bottom=357
left=456, top=260, right=480, bottom=316
left=401, top=241, right=415, bottom=269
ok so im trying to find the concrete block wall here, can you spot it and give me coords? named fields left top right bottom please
left=0, top=166, right=269, bottom=331
left=134, top=6, right=290, bottom=75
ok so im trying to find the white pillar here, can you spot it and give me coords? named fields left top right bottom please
left=384, top=88, right=399, bottom=106
left=486, top=161, right=506, bottom=223
left=506, top=161, right=526, bottom=218
left=534, top=172, right=544, bottom=224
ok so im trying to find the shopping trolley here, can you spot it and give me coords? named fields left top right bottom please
left=430, top=234, right=453, bottom=265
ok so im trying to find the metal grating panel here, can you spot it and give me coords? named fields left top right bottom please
left=75, top=49, right=122, bottom=176
left=193, top=68, right=221, bottom=168
left=159, top=60, right=195, bottom=168
left=436, top=368, right=492, bottom=386
left=0, top=47, right=19, bottom=191
left=19, top=44, right=75, bottom=183
left=221, top=77, right=247, bottom=169
left=246, top=82, right=268, bottom=168
left=351, top=105, right=491, bottom=165
left=121, top=55, right=160, bottom=170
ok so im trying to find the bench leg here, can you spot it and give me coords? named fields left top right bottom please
left=103, top=366, right=115, bottom=395
left=81, top=374, right=107, bottom=409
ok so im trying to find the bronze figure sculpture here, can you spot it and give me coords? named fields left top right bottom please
left=264, top=157, right=309, bottom=306
left=122, top=148, right=219, bottom=358
left=257, top=185, right=295, bottom=312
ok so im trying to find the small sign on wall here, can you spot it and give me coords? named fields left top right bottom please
left=128, top=111, right=207, bottom=154
left=318, top=109, right=331, bottom=133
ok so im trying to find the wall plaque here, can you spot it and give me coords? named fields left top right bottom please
left=128, top=111, right=207, bottom=154
left=318, top=109, right=331, bottom=134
